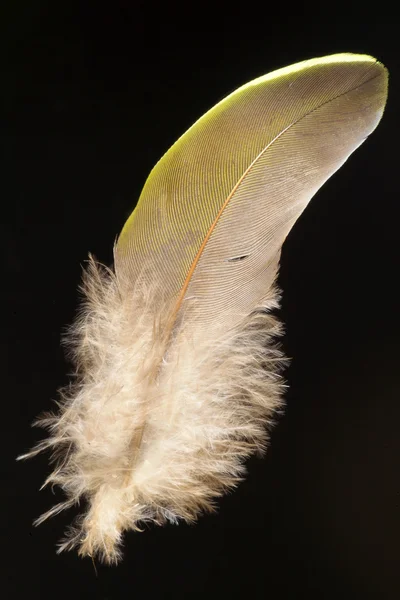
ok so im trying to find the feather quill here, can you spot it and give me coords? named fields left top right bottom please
left=19, top=53, right=388, bottom=563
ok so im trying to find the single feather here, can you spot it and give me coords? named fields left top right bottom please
left=19, top=53, right=388, bottom=563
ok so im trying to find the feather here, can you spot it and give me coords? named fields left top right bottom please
left=19, top=53, right=388, bottom=563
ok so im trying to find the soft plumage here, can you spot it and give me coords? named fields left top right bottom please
left=19, top=53, right=388, bottom=563
left=28, top=258, right=285, bottom=563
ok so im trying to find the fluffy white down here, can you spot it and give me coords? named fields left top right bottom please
left=24, top=258, right=287, bottom=563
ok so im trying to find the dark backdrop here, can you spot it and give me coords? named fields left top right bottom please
left=2, top=3, right=399, bottom=599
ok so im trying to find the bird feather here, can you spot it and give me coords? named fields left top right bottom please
left=19, top=53, right=388, bottom=563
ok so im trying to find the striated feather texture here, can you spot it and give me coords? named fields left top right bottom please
left=19, top=53, right=388, bottom=563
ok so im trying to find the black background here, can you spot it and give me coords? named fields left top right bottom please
left=3, top=3, right=399, bottom=599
